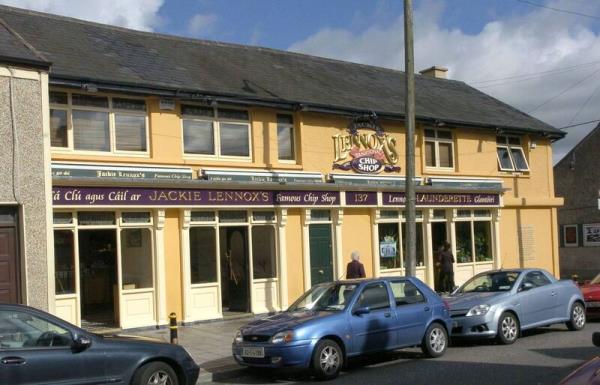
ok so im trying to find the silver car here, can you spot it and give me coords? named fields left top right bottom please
left=446, top=269, right=585, bottom=344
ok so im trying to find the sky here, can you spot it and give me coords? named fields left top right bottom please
left=3, top=0, right=600, bottom=164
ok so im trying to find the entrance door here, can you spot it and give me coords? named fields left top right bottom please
left=0, top=226, right=19, bottom=303
left=78, top=229, right=118, bottom=328
left=431, top=222, right=447, bottom=292
left=309, top=224, right=334, bottom=286
left=220, top=227, right=250, bottom=313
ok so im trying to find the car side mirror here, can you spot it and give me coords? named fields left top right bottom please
left=593, top=332, right=600, bottom=348
left=353, top=306, right=370, bottom=316
left=72, top=334, right=92, bottom=352
left=520, top=282, right=534, bottom=292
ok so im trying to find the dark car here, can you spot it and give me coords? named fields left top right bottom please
left=558, top=332, right=600, bottom=385
left=232, top=277, right=452, bottom=379
left=580, top=273, right=600, bottom=318
left=0, top=304, right=199, bottom=385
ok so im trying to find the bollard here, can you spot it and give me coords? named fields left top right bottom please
left=169, top=312, right=178, bottom=344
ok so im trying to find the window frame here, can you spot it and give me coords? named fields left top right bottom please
left=376, top=209, right=425, bottom=270
left=0, top=310, right=74, bottom=351
left=354, top=282, right=392, bottom=311
left=49, top=90, right=149, bottom=156
left=181, top=104, right=252, bottom=161
left=563, top=224, right=578, bottom=247
left=454, top=210, right=494, bottom=264
left=424, top=128, right=455, bottom=170
left=389, top=280, right=427, bottom=306
left=276, top=113, right=297, bottom=163
left=496, top=135, right=530, bottom=172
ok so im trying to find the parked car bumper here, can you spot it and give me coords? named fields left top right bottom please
left=232, top=341, right=314, bottom=368
left=585, top=302, right=600, bottom=318
left=451, top=313, right=497, bottom=338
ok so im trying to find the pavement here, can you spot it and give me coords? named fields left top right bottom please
left=133, top=318, right=600, bottom=385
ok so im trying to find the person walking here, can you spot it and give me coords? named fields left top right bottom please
left=346, top=251, right=366, bottom=279
left=437, top=242, right=455, bottom=293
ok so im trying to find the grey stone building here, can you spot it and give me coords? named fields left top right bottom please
left=0, top=19, right=53, bottom=310
left=555, top=123, right=600, bottom=281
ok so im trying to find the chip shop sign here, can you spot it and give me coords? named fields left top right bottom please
left=52, top=187, right=340, bottom=206
left=333, top=114, right=400, bottom=174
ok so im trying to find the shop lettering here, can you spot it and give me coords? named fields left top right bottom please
left=333, top=132, right=398, bottom=165
left=149, top=190, right=204, bottom=202
left=208, top=191, right=270, bottom=203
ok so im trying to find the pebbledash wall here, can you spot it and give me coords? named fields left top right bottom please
left=48, top=97, right=563, bottom=329
left=0, top=64, right=53, bottom=311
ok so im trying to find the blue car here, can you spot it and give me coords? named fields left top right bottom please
left=447, top=268, right=585, bottom=344
left=232, top=277, right=452, bottom=379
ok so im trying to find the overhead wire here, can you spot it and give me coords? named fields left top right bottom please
left=517, top=0, right=600, bottom=20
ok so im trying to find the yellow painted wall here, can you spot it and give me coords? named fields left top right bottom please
left=285, top=209, right=305, bottom=304
left=341, top=209, right=374, bottom=278
left=164, top=209, right=183, bottom=317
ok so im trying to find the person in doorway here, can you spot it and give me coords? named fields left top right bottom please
left=346, top=251, right=366, bottom=279
left=437, top=242, right=455, bottom=293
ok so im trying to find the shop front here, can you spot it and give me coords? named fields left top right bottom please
left=51, top=168, right=503, bottom=329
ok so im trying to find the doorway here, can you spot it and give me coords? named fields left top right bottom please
left=431, top=222, right=448, bottom=292
left=0, top=222, right=19, bottom=303
left=220, top=227, right=250, bottom=313
left=309, top=224, right=334, bottom=286
left=78, top=229, right=118, bottom=328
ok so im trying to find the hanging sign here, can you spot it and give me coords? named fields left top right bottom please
left=332, top=113, right=401, bottom=174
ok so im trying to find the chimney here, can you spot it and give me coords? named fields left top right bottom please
left=419, top=66, right=448, bottom=79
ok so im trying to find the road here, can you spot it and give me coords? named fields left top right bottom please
left=208, top=321, right=600, bottom=385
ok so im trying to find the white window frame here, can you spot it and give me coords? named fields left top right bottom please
left=276, top=114, right=297, bottom=163
left=563, top=224, right=578, bottom=248
left=375, top=209, right=425, bottom=270
left=181, top=104, right=252, bottom=161
left=454, top=210, right=494, bottom=265
left=496, top=135, right=530, bottom=172
left=583, top=224, right=600, bottom=247
left=424, top=128, right=455, bottom=170
left=49, top=90, right=149, bottom=157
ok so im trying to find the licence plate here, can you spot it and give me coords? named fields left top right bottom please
left=242, top=347, right=265, bottom=358
left=587, top=301, right=600, bottom=308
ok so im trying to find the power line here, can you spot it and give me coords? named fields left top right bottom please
left=517, top=0, right=600, bottom=20
left=567, top=81, right=600, bottom=125
left=527, top=67, right=600, bottom=113
left=470, top=59, right=600, bottom=85
left=558, top=119, right=600, bottom=130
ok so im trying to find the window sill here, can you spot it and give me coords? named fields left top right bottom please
left=423, top=167, right=456, bottom=174
left=51, top=149, right=150, bottom=158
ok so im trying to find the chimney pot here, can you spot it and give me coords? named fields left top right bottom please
left=419, top=66, right=448, bottom=79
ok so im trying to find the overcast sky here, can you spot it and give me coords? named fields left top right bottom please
left=3, top=0, right=600, bottom=164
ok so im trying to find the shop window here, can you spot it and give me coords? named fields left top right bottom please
left=381, top=210, right=399, bottom=220
left=219, top=211, right=247, bottom=223
left=54, top=230, right=75, bottom=295
left=379, top=222, right=400, bottom=269
left=402, top=222, right=425, bottom=266
left=78, top=211, right=115, bottom=226
left=53, top=212, right=73, bottom=225
left=496, top=136, right=529, bottom=172
left=456, top=222, right=473, bottom=263
left=252, top=211, right=275, bottom=222
left=121, top=212, right=151, bottom=224
left=49, top=90, right=149, bottom=154
left=189, top=227, right=217, bottom=284
left=191, top=211, right=216, bottom=223
left=277, top=114, right=296, bottom=161
left=120, top=228, right=153, bottom=289
left=310, top=210, right=331, bottom=221
left=252, top=226, right=277, bottom=279
left=474, top=222, right=493, bottom=262
left=182, top=105, right=250, bottom=159
left=424, top=129, right=454, bottom=169
left=433, top=209, right=446, bottom=219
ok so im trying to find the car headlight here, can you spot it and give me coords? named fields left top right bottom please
left=234, top=330, right=243, bottom=344
left=466, top=304, right=490, bottom=317
left=271, top=330, right=294, bottom=344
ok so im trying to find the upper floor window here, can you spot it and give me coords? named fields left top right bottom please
left=424, top=128, right=454, bottom=169
left=50, top=91, right=148, bottom=154
left=496, top=136, right=529, bottom=172
left=182, top=105, right=250, bottom=159
left=277, top=114, right=296, bottom=162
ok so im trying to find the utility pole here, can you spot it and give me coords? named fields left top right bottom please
left=404, top=0, right=417, bottom=277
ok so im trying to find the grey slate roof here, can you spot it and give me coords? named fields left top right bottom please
left=0, top=5, right=563, bottom=137
left=0, top=16, right=49, bottom=68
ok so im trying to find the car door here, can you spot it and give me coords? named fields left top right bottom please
left=349, top=282, right=397, bottom=354
left=389, top=280, right=430, bottom=347
left=517, top=271, right=558, bottom=326
left=0, top=309, right=105, bottom=385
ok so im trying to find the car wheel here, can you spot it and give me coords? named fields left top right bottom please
left=312, top=339, right=343, bottom=380
left=566, top=302, right=586, bottom=331
left=496, top=312, right=519, bottom=345
left=132, top=361, right=179, bottom=385
left=421, top=322, right=448, bottom=358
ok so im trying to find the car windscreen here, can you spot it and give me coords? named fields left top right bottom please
left=591, top=273, right=600, bottom=285
left=459, top=272, right=520, bottom=293
left=288, top=283, right=358, bottom=312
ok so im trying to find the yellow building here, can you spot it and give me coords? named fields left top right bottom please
left=0, top=6, right=564, bottom=329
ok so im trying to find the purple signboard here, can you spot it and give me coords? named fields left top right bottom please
left=52, top=186, right=340, bottom=207
left=382, top=192, right=499, bottom=206
left=345, top=191, right=378, bottom=206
